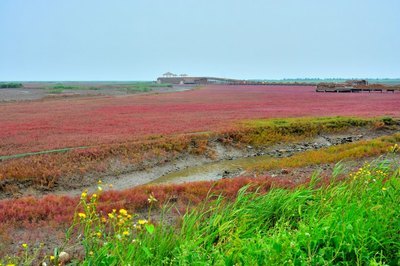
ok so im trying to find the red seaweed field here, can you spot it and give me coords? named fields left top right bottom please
left=1, top=85, right=399, bottom=156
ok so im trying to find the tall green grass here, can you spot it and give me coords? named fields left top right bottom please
left=2, top=149, right=399, bottom=265
left=66, top=150, right=399, bottom=265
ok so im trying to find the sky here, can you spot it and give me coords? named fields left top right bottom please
left=0, top=0, right=399, bottom=81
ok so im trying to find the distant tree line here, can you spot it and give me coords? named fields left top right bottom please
left=0, top=82, right=23, bottom=88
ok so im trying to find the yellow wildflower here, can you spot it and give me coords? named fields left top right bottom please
left=382, top=187, right=387, bottom=191
left=148, top=193, right=158, bottom=203
left=81, top=191, right=87, bottom=198
left=22, top=243, right=28, bottom=249
left=97, top=186, right=103, bottom=192
left=50, top=255, right=55, bottom=260
left=123, top=230, right=130, bottom=236
left=108, top=213, right=115, bottom=219
left=138, top=219, right=148, bottom=225
left=78, top=213, right=87, bottom=219
left=96, top=232, right=102, bottom=238
left=98, top=180, right=102, bottom=184
left=119, top=209, right=128, bottom=216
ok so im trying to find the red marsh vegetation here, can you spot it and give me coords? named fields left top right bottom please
left=1, top=85, right=399, bottom=155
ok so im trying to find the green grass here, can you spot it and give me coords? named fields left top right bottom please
left=65, top=153, right=399, bottom=265
left=52, top=84, right=80, bottom=90
left=125, top=86, right=151, bottom=93
left=47, top=82, right=172, bottom=92
left=124, top=83, right=172, bottom=93
left=47, top=88, right=64, bottom=94
left=6, top=149, right=395, bottom=265
left=0, top=82, right=23, bottom=88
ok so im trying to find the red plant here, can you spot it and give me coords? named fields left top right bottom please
left=1, top=85, right=399, bottom=156
left=0, top=175, right=301, bottom=256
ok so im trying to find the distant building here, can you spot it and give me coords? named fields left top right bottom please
left=157, top=73, right=239, bottom=85
left=162, top=72, right=177, bottom=77
left=345, top=80, right=368, bottom=86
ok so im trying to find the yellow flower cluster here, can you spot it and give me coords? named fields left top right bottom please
left=350, top=166, right=371, bottom=180
left=138, top=219, right=148, bottom=225
left=81, top=190, right=88, bottom=199
left=72, top=185, right=158, bottom=259
left=349, top=163, right=393, bottom=194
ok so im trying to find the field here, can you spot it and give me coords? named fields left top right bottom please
left=1, top=84, right=400, bottom=264
left=1, top=85, right=399, bottom=155
left=0, top=81, right=181, bottom=102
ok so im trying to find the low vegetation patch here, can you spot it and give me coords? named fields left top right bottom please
left=223, top=116, right=376, bottom=146
left=0, top=82, right=23, bottom=88
left=247, top=133, right=400, bottom=172
left=2, top=149, right=399, bottom=265
left=2, top=85, right=399, bottom=156
left=0, top=117, right=396, bottom=190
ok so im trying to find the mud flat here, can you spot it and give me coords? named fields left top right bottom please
left=0, top=84, right=195, bottom=102
left=53, top=129, right=396, bottom=197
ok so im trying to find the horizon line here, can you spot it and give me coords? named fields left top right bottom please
left=1, top=77, right=400, bottom=82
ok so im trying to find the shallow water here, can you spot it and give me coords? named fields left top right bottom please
left=151, top=154, right=272, bottom=184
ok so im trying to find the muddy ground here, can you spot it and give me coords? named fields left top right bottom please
left=52, top=127, right=400, bottom=195
left=1, top=126, right=397, bottom=200
left=0, top=83, right=195, bottom=102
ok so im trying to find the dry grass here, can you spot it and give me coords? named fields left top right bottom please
left=247, top=133, right=400, bottom=172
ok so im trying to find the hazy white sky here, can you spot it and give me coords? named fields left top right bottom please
left=0, top=0, right=399, bottom=81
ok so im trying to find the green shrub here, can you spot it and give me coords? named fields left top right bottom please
left=48, top=88, right=64, bottom=94
left=382, top=116, right=395, bottom=126
left=0, top=82, right=23, bottom=88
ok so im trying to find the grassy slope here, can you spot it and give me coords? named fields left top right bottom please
left=6, top=152, right=399, bottom=265
left=71, top=155, right=400, bottom=265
